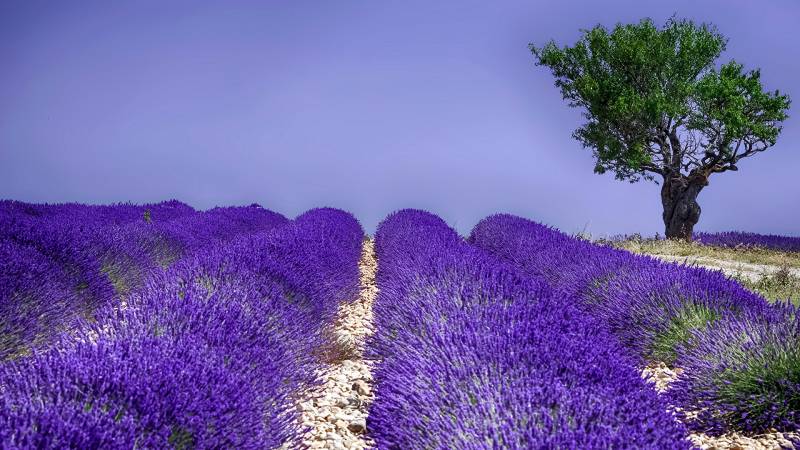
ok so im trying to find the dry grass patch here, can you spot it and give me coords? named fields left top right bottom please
left=734, top=266, right=800, bottom=305
left=608, top=236, right=800, bottom=305
left=611, top=236, right=800, bottom=269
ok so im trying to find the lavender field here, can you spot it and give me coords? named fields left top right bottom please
left=694, top=232, right=800, bottom=253
left=5, top=0, right=800, bottom=448
left=1, top=201, right=798, bottom=449
left=0, top=201, right=364, bottom=448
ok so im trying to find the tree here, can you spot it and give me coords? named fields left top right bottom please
left=530, top=17, right=791, bottom=240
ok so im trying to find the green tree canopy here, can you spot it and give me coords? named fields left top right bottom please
left=531, top=16, right=790, bottom=181
left=531, top=16, right=791, bottom=239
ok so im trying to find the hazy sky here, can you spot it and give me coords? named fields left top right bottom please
left=1, top=1, right=797, bottom=236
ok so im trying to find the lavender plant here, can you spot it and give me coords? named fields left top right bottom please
left=470, top=214, right=798, bottom=434
left=0, top=202, right=289, bottom=359
left=469, top=214, right=779, bottom=364
left=0, top=241, right=78, bottom=359
left=0, top=207, right=363, bottom=448
left=367, top=209, right=689, bottom=449
left=669, top=307, right=800, bottom=434
left=695, top=231, right=800, bottom=253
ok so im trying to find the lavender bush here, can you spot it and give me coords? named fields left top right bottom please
left=0, top=206, right=363, bottom=448
left=669, top=307, right=800, bottom=434
left=0, top=241, right=78, bottom=359
left=470, top=214, right=798, bottom=434
left=0, top=202, right=289, bottom=359
left=695, top=231, right=800, bottom=253
left=367, top=209, right=689, bottom=449
left=0, top=199, right=195, bottom=224
left=469, top=214, right=781, bottom=363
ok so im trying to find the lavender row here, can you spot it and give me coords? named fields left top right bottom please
left=366, top=209, right=688, bottom=449
left=0, top=207, right=364, bottom=448
left=0, top=202, right=288, bottom=360
left=695, top=231, right=800, bottom=253
left=470, top=214, right=799, bottom=434
left=0, top=199, right=195, bottom=226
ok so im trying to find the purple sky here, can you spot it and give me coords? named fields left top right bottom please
left=1, top=1, right=797, bottom=236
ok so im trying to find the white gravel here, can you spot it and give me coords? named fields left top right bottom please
left=642, top=361, right=683, bottom=393
left=286, top=238, right=378, bottom=450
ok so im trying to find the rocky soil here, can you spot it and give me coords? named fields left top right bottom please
left=289, top=238, right=378, bottom=450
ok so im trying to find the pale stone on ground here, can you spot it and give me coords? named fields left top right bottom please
left=642, top=363, right=797, bottom=449
left=642, top=361, right=683, bottom=393
left=286, top=238, right=379, bottom=450
left=688, top=430, right=797, bottom=450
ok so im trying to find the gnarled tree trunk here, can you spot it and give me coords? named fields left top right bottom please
left=661, top=174, right=707, bottom=241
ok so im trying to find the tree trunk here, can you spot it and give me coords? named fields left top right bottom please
left=661, top=174, right=707, bottom=241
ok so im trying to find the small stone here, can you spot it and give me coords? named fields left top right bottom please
left=352, top=380, right=369, bottom=396
left=348, top=419, right=367, bottom=434
left=325, top=432, right=341, bottom=441
left=335, top=373, right=349, bottom=382
left=285, top=240, right=378, bottom=446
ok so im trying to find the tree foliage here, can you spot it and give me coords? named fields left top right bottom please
left=530, top=17, right=791, bottom=183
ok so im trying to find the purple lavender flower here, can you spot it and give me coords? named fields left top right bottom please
left=470, top=213, right=797, bottom=434
left=0, top=202, right=289, bottom=358
left=367, top=209, right=689, bottom=449
left=0, top=205, right=363, bottom=448
left=669, top=307, right=800, bottom=434
left=695, top=231, right=800, bottom=253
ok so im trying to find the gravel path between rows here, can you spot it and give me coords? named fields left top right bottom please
left=643, top=363, right=797, bottom=449
left=288, top=238, right=378, bottom=450
left=648, top=254, right=800, bottom=282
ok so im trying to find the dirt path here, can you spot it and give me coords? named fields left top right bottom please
left=291, top=238, right=378, bottom=450
left=648, top=254, right=800, bottom=282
